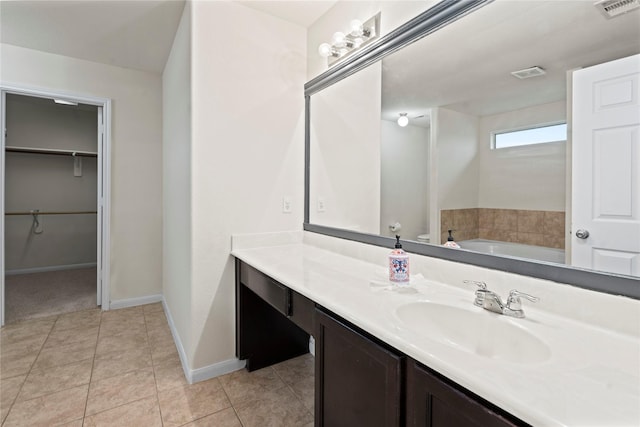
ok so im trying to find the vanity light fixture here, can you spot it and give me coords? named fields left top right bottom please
left=594, top=0, right=640, bottom=18
left=318, top=13, right=381, bottom=66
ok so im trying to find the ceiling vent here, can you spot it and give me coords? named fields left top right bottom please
left=594, top=0, right=640, bottom=18
left=511, top=66, right=546, bottom=80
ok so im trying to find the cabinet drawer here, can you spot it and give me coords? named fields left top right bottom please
left=290, top=291, right=315, bottom=335
left=240, top=262, right=291, bottom=316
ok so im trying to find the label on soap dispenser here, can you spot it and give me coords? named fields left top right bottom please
left=389, top=250, right=410, bottom=284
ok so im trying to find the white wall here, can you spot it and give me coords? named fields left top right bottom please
left=188, top=1, right=306, bottom=370
left=1, top=43, right=163, bottom=302
left=435, top=107, right=480, bottom=210
left=162, top=2, right=192, bottom=360
left=477, top=101, right=566, bottom=211
left=309, top=61, right=382, bottom=233
left=380, top=120, right=430, bottom=240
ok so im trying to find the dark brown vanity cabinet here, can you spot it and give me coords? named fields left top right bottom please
left=235, top=259, right=529, bottom=426
left=235, top=260, right=313, bottom=371
left=315, top=308, right=404, bottom=427
left=406, top=359, right=528, bottom=427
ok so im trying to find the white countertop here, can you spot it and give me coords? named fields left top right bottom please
left=231, top=232, right=640, bottom=427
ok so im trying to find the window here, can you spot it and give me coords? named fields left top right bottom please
left=493, top=123, right=567, bottom=149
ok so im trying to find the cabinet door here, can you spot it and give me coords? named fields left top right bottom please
left=406, top=359, right=528, bottom=427
left=315, top=308, right=404, bottom=427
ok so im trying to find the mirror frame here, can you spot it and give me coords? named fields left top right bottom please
left=303, top=0, right=640, bottom=299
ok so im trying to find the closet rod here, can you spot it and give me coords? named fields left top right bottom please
left=5, top=211, right=98, bottom=216
left=5, top=146, right=98, bottom=157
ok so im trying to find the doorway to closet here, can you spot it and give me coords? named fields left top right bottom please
left=1, top=88, right=111, bottom=325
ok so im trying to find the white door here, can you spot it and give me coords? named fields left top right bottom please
left=572, top=54, right=640, bottom=276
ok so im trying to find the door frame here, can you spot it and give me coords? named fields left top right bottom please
left=0, top=83, right=112, bottom=325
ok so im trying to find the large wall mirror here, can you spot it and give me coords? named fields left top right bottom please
left=304, top=0, right=640, bottom=298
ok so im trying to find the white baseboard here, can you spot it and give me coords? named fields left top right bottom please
left=5, top=262, right=98, bottom=276
left=109, top=294, right=163, bottom=310
left=162, top=297, right=245, bottom=384
left=190, top=357, right=246, bottom=384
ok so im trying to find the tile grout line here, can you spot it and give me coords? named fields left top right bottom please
left=272, top=365, right=315, bottom=420
left=3, top=315, right=58, bottom=423
left=81, top=309, right=104, bottom=424
left=144, top=306, right=166, bottom=427
left=217, top=378, right=247, bottom=427
left=81, top=308, right=158, bottom=423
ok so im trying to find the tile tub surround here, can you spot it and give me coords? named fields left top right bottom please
left=440, top=208, right=566, bottom=249
left=0, top=304, right=314, bottom=426
left=231, top=231, right=640, bottom=427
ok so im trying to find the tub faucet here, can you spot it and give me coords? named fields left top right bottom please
left=465, top=281, right=539, bottom=318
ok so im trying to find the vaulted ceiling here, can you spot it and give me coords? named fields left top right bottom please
left=0, top=0, right=336, bottom=74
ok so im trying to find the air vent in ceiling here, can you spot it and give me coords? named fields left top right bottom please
left=594, top=0, right=640, bottom=18
left=511, top=66, right=546, bottom=80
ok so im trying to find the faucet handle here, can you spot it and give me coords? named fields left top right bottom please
left=464, top=280, right=488, bottom=307
left=506, top=290, right=539, bottom=310
left=464, top=280, right=487, bottom=290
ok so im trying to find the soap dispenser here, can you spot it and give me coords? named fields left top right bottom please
left=389, top=235, right=410, bottom=284
left=443, top=229, right=461, bottom=249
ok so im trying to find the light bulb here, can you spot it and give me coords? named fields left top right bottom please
left=318, top=43, right=332, bottom=58
left=397, top=114, right=409, bottom=127
left=352, top=37, right=364, bottom=48
left=331, top=31, right=346, bottom=47
left=350, top=19, right=363, bottom=36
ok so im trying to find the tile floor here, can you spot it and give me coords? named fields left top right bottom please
left=0, top=303, right=315, bottom=426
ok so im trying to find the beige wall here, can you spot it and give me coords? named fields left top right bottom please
left=380, top=120, right=430, bottom=241
left=162, top=2, right=192, bottom=358
left=478, top=101, right=566, bottom=211
left=1, top=43, right=163, bottom=302
left=435, top=107, right=480, bottom=211
left=164, top=1, right=307, bottom=372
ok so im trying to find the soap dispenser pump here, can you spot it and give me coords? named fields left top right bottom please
left=389, top=235, right=410, bottom=284
left=443, top=229, right=461, bottom=249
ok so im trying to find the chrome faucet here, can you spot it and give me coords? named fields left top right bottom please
left=465, top=280, right=539, bottom=318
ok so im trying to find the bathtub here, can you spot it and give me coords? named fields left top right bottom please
left=458, top=239, right=565, bottom=264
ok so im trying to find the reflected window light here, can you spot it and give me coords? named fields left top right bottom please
left=493, top=123, right=567, bottom=149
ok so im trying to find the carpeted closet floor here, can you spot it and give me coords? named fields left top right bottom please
left=4, top=267, right=98, bottom=324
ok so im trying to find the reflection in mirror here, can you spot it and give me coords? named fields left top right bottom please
left=309, top=61, right=382, bottom=233
left=308, top=0, right=640, bottom=280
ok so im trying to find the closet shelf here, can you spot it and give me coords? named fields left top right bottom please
left=5, top=146, right=98, bottom=157
left=5, top=211, right=98, bottom=216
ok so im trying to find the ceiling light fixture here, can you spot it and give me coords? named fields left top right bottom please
left=397, top=113, right=409, bottom=127
left=318, top=13, right=381, bottom=67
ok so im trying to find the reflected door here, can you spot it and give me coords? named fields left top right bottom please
left=571, top=54, right=640, bottom=276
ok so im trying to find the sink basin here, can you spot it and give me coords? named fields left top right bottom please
left=395, top=302, right=551, bottom=364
